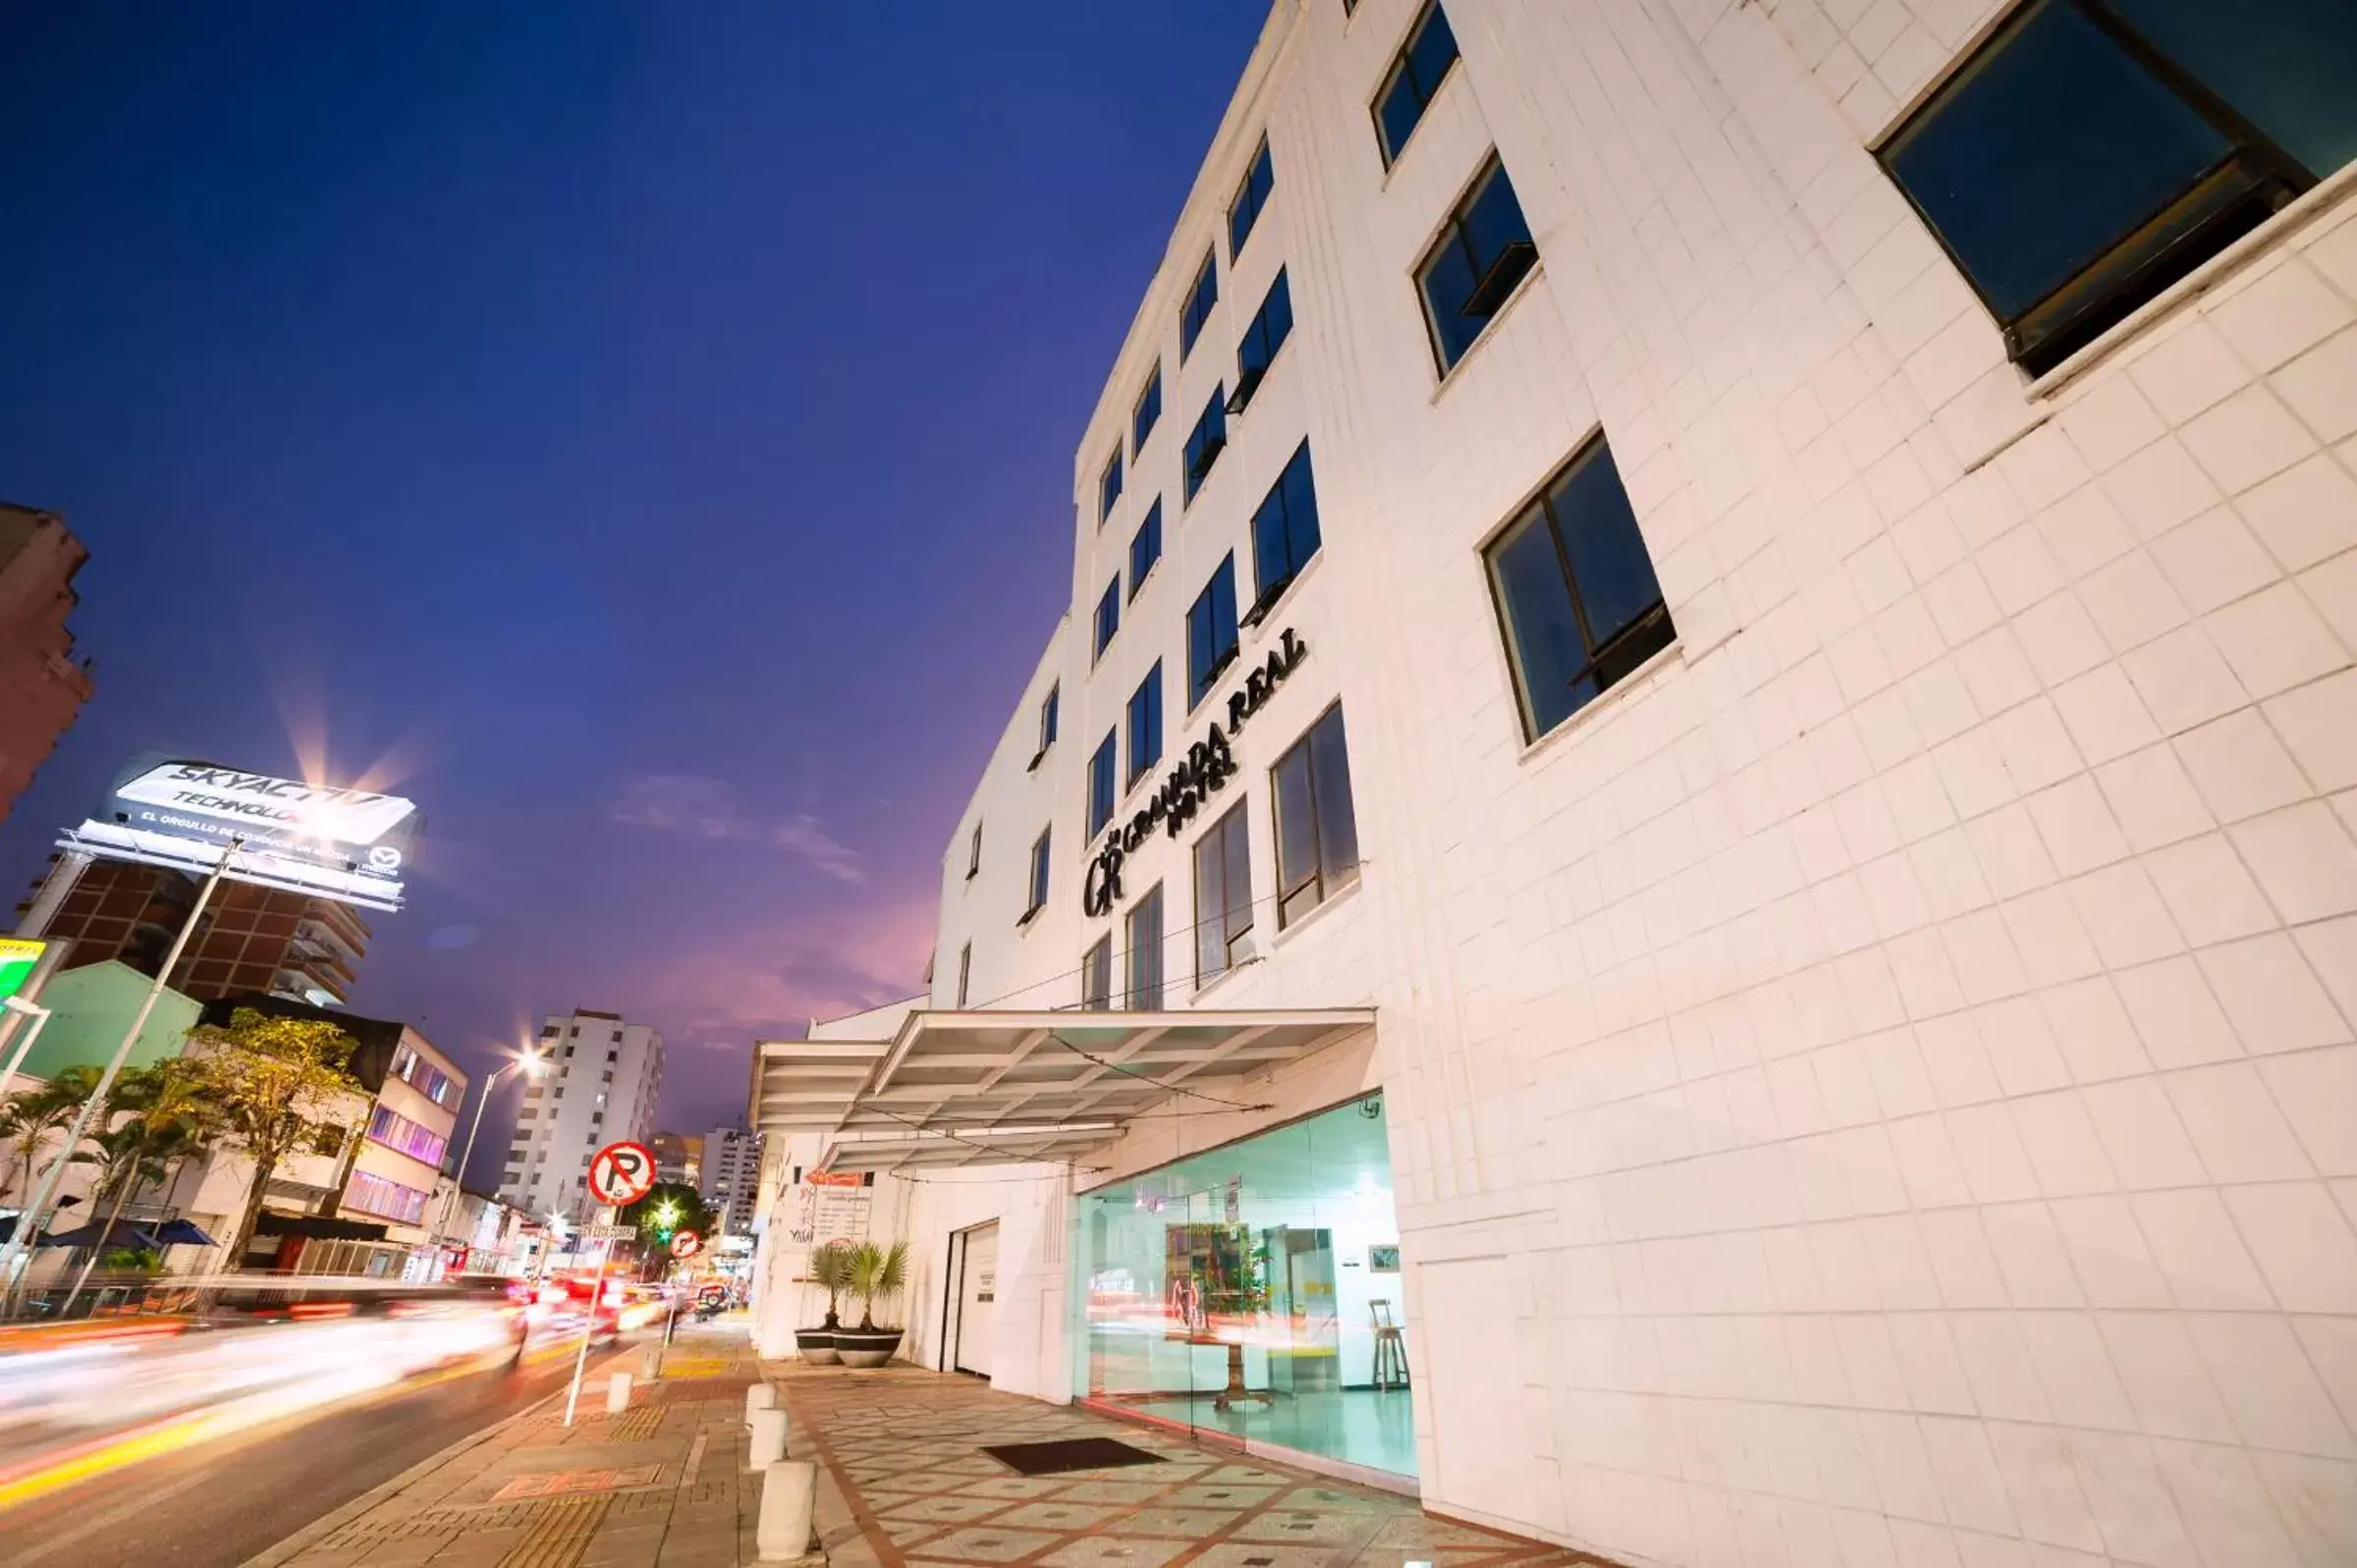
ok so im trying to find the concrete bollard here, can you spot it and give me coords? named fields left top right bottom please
left=744, top=1381, right=777, bottom=1426
left=749, top=1405, right=790, bottom=1467
left=757, top=1460, right=818, bottom=1562
left=606, top=1371, right=632, bottom=1415
left=640, top=1343, right=663, bottom=1381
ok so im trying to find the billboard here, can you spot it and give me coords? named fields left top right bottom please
left=0, top=939, right=46, bottom=1005
left=64, top=757, right=423, bottom=912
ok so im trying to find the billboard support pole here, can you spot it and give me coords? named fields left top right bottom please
left=0, top=843, right=238, bottom=1312
left=15, top=850, right=91, bottom=940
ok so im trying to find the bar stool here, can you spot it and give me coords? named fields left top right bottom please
left=1370, top=1299, right=1409, bottom=1390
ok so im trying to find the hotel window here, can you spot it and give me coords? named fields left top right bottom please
left=367, top=1105, right=450, bottom=1168
left=1230, top=136, right=1275, bottom=259
left=1486, top=434, right=1674, bottom=740
left=1179, top=249, right=1219, bottom=361
left=1093, top=576, right=1121, bottom=663
left=1081, top=937, right=1113, bottom=1011
left=1125, top=885, right=1165, bottom=1009
left=967, top=822, right=982, bottom=880
left=1375, top=2, right=1459, bottom=166
left=347, top=1169, right=428, bottom=1226
left=1099, top=449, right=1124, bottom=524
left=1022, top=828, right=1052, bottom=923
left=1417, top=154, right=1539, bottom=372
left=1272, top=705, right=1361, bottom=928
left=1133, top=365, right=1162, bottom=451
left=1128, top=500, right=1163, bottom=600
left=1032, top=683, right=1059, bottom=769
left=957, top=943, right=971, bottom=1006
left=1187, top=556, right=1240, bottom=709
left=1881, top=0, right=2354, bottom=375
left=1183, top=387, right=1228, bottom=504
left=1229, top=269, right=1293, bottom=414
left=1193, top=802, right=1255, bottom=987
left=1126, top=663, right=1164, bottom=786
left=1088, top=731, right=1118, bottom=838
left=1248, top=441, right=1321, bottom=617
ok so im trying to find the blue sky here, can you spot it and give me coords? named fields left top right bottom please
left=0, top=2, right=1270, bottom=1171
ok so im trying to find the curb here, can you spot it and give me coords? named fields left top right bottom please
left=239, top=1346, right=633, bottom=1568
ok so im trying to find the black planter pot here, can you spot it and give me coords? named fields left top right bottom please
left=834, top=1326, right=904, bottom=1369
left=795, top=1327, right=839, bottom=1365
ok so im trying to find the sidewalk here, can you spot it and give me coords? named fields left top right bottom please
left=255, top=1321, right=769, bottom=1568
left=772, top=1360, right=1612, bottom=1568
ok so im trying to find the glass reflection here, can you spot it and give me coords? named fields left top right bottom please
left=1075, top=1094, right=1413, bottom=1479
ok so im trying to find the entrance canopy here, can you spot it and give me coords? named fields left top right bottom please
left=748, top=1007, right=1374, bottom=1173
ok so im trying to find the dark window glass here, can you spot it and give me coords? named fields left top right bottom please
left=1179, top=251, right=1220, bottom=361
left=1099, top=451, right=1124, bottom=523
left=957, top=945, right=971, bottom=1005
left=1187, top=556, right=1240, bottom=710
left=1126, top=663, right=1164, bottom=786
left=1193, top=803, right=1255, bottom=987
left=1133, top=366, right=1162, bottom=452
left=1231, top=270, right=1293, bottom=413
left=1125, top=885, right=1165, bottom=1010
left=1093, top=577, right=1120, bottom=663
left=1375, top=3, right=1460, bottom=166
left=1025, top=828, right=1052, bottom=919
left=1271, top=705, right=1361, bottom=929
left=1038, top=684, right=1059, bottom=754
left=967, top=822, right=982, bottom=878
left=1081, top=937, right=1113, bottom=1010
left=1128, top=501, right=1163, bottom=599
left=1882, top=0, right=2345, bottom=374
left=1486, top=435, right=1675, bottom=740
left=1417, top=155, right=1539, bottom=371
left=1183, top=387, right=1228, bottom=503
left=1088, top=731, right=1117, bottom=839
left=1230, top=137, right=1276, bottom=259
left=1249, top=441, right=1322, bottom=615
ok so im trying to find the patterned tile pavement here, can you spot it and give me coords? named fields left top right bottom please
left=771, top=1363, right=1616, bottom=1568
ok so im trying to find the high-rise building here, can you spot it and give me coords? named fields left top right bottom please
left=0, top=503, right=92, bottom=828
left=742, top=1, right=2357, bottom=1556
left=497, top=1009, right=663, bottom=1221
left=21, top=859, right=368, bottom=1005
left=651, top=1130, right=702, bottom=1189
left=700, top=1126, right=762, bottom=1234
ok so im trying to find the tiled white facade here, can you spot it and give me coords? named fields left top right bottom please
left=755, top=3, right=2357, bottom=1563
left=498, top=1009, right=663, bottom=1221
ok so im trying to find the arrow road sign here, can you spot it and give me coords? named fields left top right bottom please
left=587, top=1140, right=657, bottom=1207
left=670, top=1230, right=702, bottom=1259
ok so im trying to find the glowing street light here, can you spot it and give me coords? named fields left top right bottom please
left=435, top=1045, right=549, bottom=1250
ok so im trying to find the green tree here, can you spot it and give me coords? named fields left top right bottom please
left=72, top=1060, right=222, bottom=1248
left=184, top=1009, right=364, bottom=1268
left=618, top=1181, right=717, bottom=1275
left=0, top=1066, right=101, bottom=1207
left=847, top=1240, right=909, bottom=1329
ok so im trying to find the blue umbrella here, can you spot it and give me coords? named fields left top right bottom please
left=146, top=1218, right=216, bottom=1247
left=38, top=1218, right=161, bottom=1251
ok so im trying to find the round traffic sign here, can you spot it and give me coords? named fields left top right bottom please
left=670, top=1229, right=702, bottom=1260
left=587, top=1140, right=657, bottom=1207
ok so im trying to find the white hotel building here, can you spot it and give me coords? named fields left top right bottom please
left=749, top=2, right=2357, bottom=1563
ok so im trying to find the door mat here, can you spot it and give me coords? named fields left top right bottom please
left=981, top=1437, right=1166, bottom=1476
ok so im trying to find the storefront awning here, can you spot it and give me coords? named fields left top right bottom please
left=749, top=1007, right=1375, bottom=1172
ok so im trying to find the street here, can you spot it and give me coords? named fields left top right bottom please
left=0, top=1342, right=600, bottom=1568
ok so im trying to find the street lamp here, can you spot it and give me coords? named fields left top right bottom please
left=0, top=996, right=55, bottom=1108
left=434, top=1048, right=547, bottom=1252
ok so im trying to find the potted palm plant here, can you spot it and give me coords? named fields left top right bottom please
left=834, top=1241, right=909, bottom=1368
left=797, top=1242, right=853, bottom=1364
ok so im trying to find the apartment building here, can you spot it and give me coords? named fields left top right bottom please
left=652, top=1130, right=703, bottom=1188
left=0, top=504, right=92, bottom=828
left=700, top=1126, right=762, bottom=1234
left=498, top=1009, right=663, bottom=1221
left=750, top=3, right=2357, bottom=1564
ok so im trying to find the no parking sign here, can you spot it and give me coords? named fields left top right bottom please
left=587, top=1140, right=656, bottom=1208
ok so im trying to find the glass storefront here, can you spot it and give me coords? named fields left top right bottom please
left=1074, top=1093, right=1413, bottom=1480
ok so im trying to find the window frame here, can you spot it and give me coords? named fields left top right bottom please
left=1482, top=431, right=1677, bottom=742
left=1246, top=441, right=1321, bottom=620
left=1081, top=936, right=1114, bottom=1011
left=1087, top=730, right=1118, bottom=840
left=1192, top=802, right=1256, bottom=989
left=1021, top=827, right=1052, bottom=924
left=1125, top=662, right=1164, bottom=789
left=1229, top=136, right=1275, bottom=260
left=966, top=822, right=982, bottom=881
left=1098, top=449, right=1124, bottom=525
left=1092, top=576, right=1121, bottom=664
left=1186, top=555, right=1241, bottom=712
left=1030, top=683, right=1059, bottom=771
left=1132, top=365, right=1162, bottom=453
left=1125, top=883, right=1166, bottom=1010
left=957, top=943, right=971, bottom=1005
left=1179, top=249, right=1220, bottom=362
left=1127, top=499, right=1163, bottom=601
left=1270, top=703, right=1361, bottom=930
left=1183, top=385, right=1229, bottom=504
left=1373, top=1, right=1461, bottom=168
left=1415, top=153, right=1540, bottom=374
left=1229, top=268, right=1294, bottom=416
left=1877, top=0, right=2322, bottom=376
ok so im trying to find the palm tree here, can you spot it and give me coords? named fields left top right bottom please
left=59, top=1062, right=222, bottom=1312
left=847, top=1240, right=909, bottom=1330
left=811, top=1242, right=855, bottom=1329
left=0, top=1066, right=102, bottom=1210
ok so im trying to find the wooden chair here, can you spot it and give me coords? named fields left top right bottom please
left=1370, top=1299, right=1408, bottom=1390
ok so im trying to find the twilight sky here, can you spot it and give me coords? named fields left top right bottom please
left=0, top=2, right=1269, bottom=1178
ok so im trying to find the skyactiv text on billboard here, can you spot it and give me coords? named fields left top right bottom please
left=103, top=760, right=420, bottom=891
